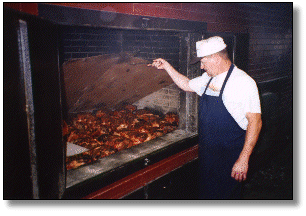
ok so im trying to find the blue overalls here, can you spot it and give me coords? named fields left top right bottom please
left=198, top=64, right=246, bottom=199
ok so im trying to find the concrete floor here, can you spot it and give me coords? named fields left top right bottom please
left=242, top=141, right=293, bottom=199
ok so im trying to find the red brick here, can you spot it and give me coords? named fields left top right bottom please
left=207, top=22, right=248, bottom=33
left=20, top=3, right=38, bottom=15
left=133, top=4, right=159, bottom=17
left=170, top=9, right=192, bottom=20
left=133, top=3, right=182, bottom=10
left=210, top=3, right=242, bottom=16
left=157, top=7, right=185, bottom=20
left=4, top=3, right=21, bottom=11
left=4, top=3, right=38, bottom=15
left=48, top=3, right=108, bottom=10
left=108, top=3, right=134, bottom=14
left=153, top=3, right=182, bottom=10
left=216, top=14, right=248, bottom=26
left=133, top=3, right=215, bottom=21
left=187, top=11, right=217, bottom=22
left=133, top=3, right=183, bottom=20
left=134, top=4, right=215, bottom=22
left=48, top=3, right=134, bottom=14
left=182, top=3, right=212, bottom=13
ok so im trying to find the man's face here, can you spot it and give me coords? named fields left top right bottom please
left=200, top=54, right=218, bottom=77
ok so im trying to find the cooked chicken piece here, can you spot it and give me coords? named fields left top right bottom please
left=129, top=132, right=149, bottom=145
left=164, top=112, right=179, bottom=124
left=104, top=135, right=133, bottom=151
left=124, top=104, right=137, bottom=112
left=95, top=109, right=111, bottom=118
left=67, top=131, right=80, bottom=142
left=65, top=104, right=179, bottom=170
left=88, top=145, right=117, bottom=161
left=62, top=121, right=70, bottom=136
left=74, top=137, right=102, bottom=149
left=66, top=159, right=86, bottom=170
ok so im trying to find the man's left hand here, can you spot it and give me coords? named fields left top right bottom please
left=231, top=113, right=262, bottom=182
left=231, top=159, right=248, bottom=182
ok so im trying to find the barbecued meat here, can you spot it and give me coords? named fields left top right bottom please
left=62, top=121, right=70, bottom=136
left=88, top=145, right=117, bottom=161
left=74, top=137, right=102, bottom=149
left=66, top=144, right=116, bottom=170
left=164, top=113, right=179, bottom=125
left=124, top=104, right=137, bottom=112
left=65, top=105, right=179, bottom=170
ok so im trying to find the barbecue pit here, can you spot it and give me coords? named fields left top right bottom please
left=60, top=26, right=201, bottom=189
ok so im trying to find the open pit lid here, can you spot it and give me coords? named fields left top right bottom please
left=62, top=52, right=174, bottom=113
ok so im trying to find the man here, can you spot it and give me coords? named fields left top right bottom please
left=149, top=36, right=262, bottom=199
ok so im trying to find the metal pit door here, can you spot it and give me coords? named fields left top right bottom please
left=4, top=8, right=65, bottom=199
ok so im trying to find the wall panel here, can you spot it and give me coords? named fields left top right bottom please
left=4, top=2, right=292, bottom=114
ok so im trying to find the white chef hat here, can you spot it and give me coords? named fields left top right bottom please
left=190, top=36, right=227, bottom=64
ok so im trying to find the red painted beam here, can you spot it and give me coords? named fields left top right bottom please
left=83, top=145, right=198, bottom=199
left=4, top=3, right=38, bottom=16
left=47, top=3, right=134, bottom=15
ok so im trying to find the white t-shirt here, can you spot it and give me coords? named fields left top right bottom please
left=189, top=65, right=261, bottom=130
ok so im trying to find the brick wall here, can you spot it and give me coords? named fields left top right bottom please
left=61, top=26, right=181, bottom=68
left=133, top=84, right=181, bottom=115
left=6, top=3, right=292, bottom=80
left=5, top=3, right=293, bottom=114
left=55, top=2, right=293, bottom=115
left=60, top=26, right=122, bottom=60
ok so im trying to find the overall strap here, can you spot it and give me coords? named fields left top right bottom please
left=203, top=77, right=214, bottom=95
left=219, top=64, right=235, bottom=97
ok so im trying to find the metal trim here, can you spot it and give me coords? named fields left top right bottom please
left=17, top=19, right=39, bottom=199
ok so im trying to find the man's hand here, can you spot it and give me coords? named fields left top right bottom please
left=231, top=158, right=248, bottom=182
left=148, top=58, right=171, bottom=70
left=148, top=58, right=194, bottom=92
left=231, top=112, right=262, bottom=182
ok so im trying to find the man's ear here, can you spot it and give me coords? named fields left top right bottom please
left=212, top=53, right=221, bottom=64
